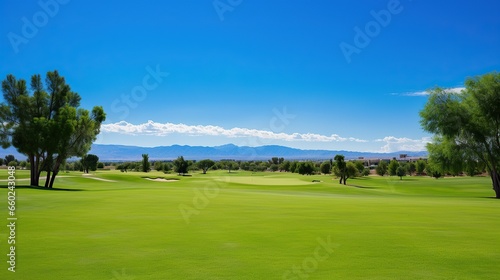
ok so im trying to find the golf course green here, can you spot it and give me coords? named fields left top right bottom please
left=1, top=170, right=499, bottom=279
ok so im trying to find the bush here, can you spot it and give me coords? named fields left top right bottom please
left=362, top=168, right=370, bottom=176
left=320, top=162, right=332, bottom=174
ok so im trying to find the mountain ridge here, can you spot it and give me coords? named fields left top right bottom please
left=86, top=143, right=427, bottom=161
left=1, top=143, right=427, bottom=161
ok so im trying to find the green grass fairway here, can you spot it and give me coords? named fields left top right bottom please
left=1, top=170, right=500, bottom=279
left=219, top=175, right=316, bottom=186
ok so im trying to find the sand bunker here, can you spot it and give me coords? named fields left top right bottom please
left=144, top=178, right=179, bottom=182
left=84, top=177, right=117, bottom=182
left=81, top=174, right=117, bottom=182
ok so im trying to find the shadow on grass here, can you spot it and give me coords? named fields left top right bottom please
left=0, top=185, right=84, bottom=191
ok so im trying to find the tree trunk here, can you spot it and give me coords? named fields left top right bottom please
left=35, top=154, right=42, bottom=186
left=48, top=171, right=57, bottom=189
left=48, top=159, right=62, bottom=189
left=44, top=170, right=51, bottom=188
left=37, top=155, right=46, bottom=187
left=29, top=154, right=37, bottom=186
left=491, top=170, right=500, bottom=198
left=37, top=169, right=43, bottom=185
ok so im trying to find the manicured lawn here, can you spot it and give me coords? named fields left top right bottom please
left=1, top=170, right=499, bottom=279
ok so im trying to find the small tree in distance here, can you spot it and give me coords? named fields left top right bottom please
left=197, top=159, right=215, bottom=174
left=174, top=156, right=189, bottom=175
left=81, top=154, right=99, bottom=173
left=416, top=160, right=427, bottom=175
left=153, top=161, right=163, bottom=171
left=396, top=166, right=406, bottom=180
left=320, top=161, right=331, bottom=174
left=141, top=154, right=150, bottom=172
left=407, top=162, right=416, bottom=176
left=4, top=155, right=16, bottom=166
left=388, top=159, right=399, bottom=176
left=334, top=155, right=347, bottom=184
left=376, top=160, right=388, bottom=176
left=297, top=162, right=315, bottom=175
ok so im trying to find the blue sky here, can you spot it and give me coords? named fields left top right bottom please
left=1, top=0, right=499, bottom=152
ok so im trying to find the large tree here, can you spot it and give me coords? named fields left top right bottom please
left=420, top=72, right=500, bottom=198
left=0, top=71, right=105, bottom=188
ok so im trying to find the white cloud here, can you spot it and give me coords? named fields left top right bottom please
left=375, top=136, right=432, bottom=153
left=399, top=87, right=465, bottom=97
left=101, top=120, right=368, bottom=143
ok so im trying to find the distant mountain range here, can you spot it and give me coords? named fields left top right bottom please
left=82, top=144, right=427, bottom=161
left=0, top=144, right=427, bottom=161
left=1, top=143, right=427, bottom=161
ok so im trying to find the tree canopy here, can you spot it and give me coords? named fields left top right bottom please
left=332, top=155, right=360, bottom=184
left=320, top=161, right=332, bottom=174
left=197, top=159, right=215, bottom=174
left=376, top=160, right=388, bottom=176
left=420, top=72, right=500, bottom=197
left=1, top=71, right=106, bottom=188
left=297, top=161, right=315, bottom=175
left=82, top=154, right=99, bottom=173
left=173, top=156, right=189, bottom=175
left=141, top=154, right=151, bottom=172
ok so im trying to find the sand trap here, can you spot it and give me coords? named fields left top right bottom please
left=84, top=177, right=117, bottom=182
left=81, top=174, right=117, bottom=182
left=144, top=178, right=179, bottom=182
